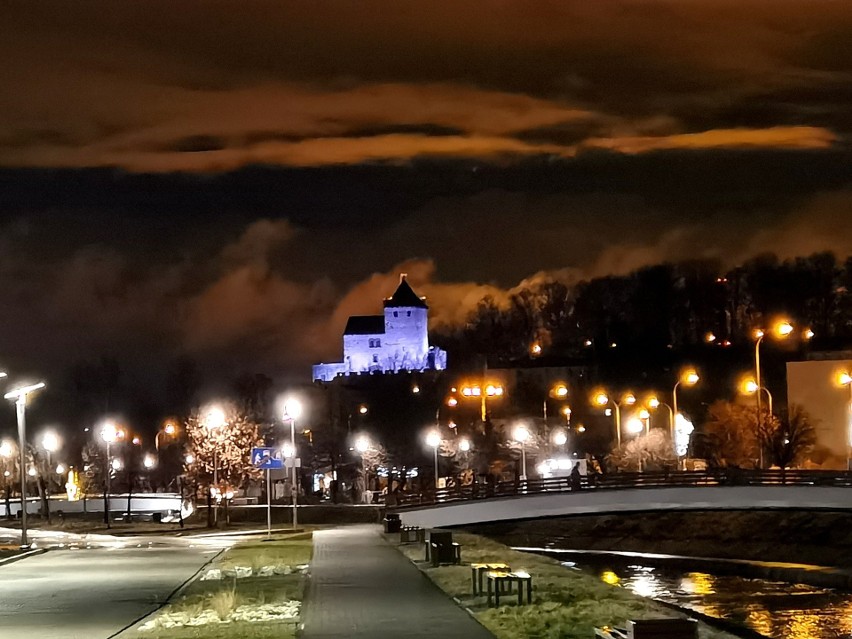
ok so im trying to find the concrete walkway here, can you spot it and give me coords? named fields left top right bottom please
left=301, top=525, right=494, bottom=639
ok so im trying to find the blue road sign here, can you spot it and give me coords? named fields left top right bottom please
left=251, top=447, right=284, bottom=470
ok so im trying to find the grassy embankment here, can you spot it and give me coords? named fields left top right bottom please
left=396, top=532, right=739, bottom=639
left=121, top=531, right=313, bottom=639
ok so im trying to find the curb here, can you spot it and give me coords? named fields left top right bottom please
left=0, top=548, right=47, bottom=567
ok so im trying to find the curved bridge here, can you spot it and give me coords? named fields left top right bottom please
left=393, top=470, right=852, bottom=529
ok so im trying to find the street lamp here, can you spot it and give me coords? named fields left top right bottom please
left=740, top=377, right=774, bottom=468
left=100, top=420, right=124, bottom=528
left=513, top=424, right=530, bottom=480
left=156, top=421, right=177, bottom=451
left=753, top=321, right=794, bottom=466
left=425, top=430, right=441, bottom=488
left=458, top=437, right=471, bottom=453
left=354, top=434, right=371, bottom=498
left=460, top=381, right=504, bottom=421
left=552, top=429, right=568, bottom=447
left=203, top=406, right=226, bottom=525
left=837, top=372, right=852, bottom=469
left=594, top=391, right=635, bottom=447
left=40, top=430, right=61, bottom=499
left=143, top=454, right=157, bottom=470
left=283, top=398, right=303, bottom=528
left=647, top=396, right=675, bottom=440
left=4, top=382, right=46, bottom=548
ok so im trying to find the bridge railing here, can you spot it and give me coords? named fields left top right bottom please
left=393, top=469, right=852, bottom=509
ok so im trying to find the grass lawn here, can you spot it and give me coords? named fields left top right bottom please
left=0, top=545, right=23, bottom=561
left=396, top=532, right=739, bottom=639
left=120, top=531, right=313, bottom=639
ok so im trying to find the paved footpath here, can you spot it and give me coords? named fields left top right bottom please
left=301, top=525, right=495, bottom=639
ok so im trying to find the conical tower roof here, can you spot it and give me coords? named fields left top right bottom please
left=383, top=274, right=428, bottom=309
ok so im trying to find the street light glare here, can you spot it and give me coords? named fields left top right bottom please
left=354, top=435, right=370, bottom=453
left=425, top=430, right=441, bottom=448
left=55, top=464, right=66, bottom=475
left=594, top=392, right=609, bottom=406
left=741, top=378, right=759, bottom=394
left=358, top=404, right=369, bottom=415
left=837, top=372, right=852, bottom=387
left=552, top=430, right=568, bottom=446
left=513, top=424, right=530, bottom=443
left=553, top=384, right=569, bottom=398
left=638, top=409, right=650, bottom=420
left=682, top=370, right=700, bottom=385
left=648, top=397, right=660, bottom=409
left=775, top=321, right=794, bottom=337
left=458, top=437, right=471, bottom=452
left=41, top=431, right=61, bottom=452
left=0, top=439, right=14, bottom=458
left=624, top=394, right=637, bottom=406
left=164, top=422, right=176, bottom=435
left=100, top=421, right=121, bottom=443
left=283, top=398, right=303, bottom=420
left=204, top=406, right=227, bottom=430
left=143, top=454, right=156, bottom=469
left=3, top=382, right=46, bottom=400
left=626, top=417, right=644, bottom=434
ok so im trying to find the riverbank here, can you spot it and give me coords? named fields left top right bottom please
left=468, top=510, right=852, bottom=568
left=393, top=531, right=740, bottom=639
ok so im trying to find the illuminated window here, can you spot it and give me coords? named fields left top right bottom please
left=407, top=311, right=411, bottom=317
left=368, top=338, right=382, bottom=348
left=393, top=311, right=398, bottom=318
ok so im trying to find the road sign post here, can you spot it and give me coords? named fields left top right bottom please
left=252, top=447, right=284, bottom=537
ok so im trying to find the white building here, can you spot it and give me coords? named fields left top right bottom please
left=312, top=275, right=448, bottom=382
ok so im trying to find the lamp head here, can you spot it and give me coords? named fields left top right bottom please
left=204, top=406, right=226, bottom=430
left=283, top=398, right=303, bottom=420
left=4, top=381, right=46, bottom=401
left=838, top=372, right=852, bottom=387
left=647, top=397, right=660, bottom=409
left=354, top=435, right=370, bottom=453
left=624, top=393, right=637, bottom=406
left=594, top=392, right=609, bottom=406
left=513, top=424, right=530, bottom=443
left=458, top=437, right=471, bottom=452
left=774, top=321, right=794, bottom=337
left=41, top=431, right=61, bottom=453
left=552, top=430, right=568, bottom=446
left=425, top=430, right=441, bottom=448
left=682, top=370, right=700, bottom=386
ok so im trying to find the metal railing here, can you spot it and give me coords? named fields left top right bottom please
left=393, top=469, right=852, bottom=509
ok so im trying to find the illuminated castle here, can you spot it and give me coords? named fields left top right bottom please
left=312, top=275, right=447, bottom=382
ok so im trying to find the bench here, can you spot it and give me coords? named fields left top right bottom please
left=430, top=541, right=462, bottom=566
left=471, top=562, right=510, bottom=596
left=400, top=525, right=425, bottom=543
left=486, top=570, right=532, bottom=606
left=594, top=619, right=697, bottom=639
left=424, top=530, right=454, bottom=561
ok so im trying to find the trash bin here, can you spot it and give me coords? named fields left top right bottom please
left=152, top=512, right=162, bottom=524
left=384, top=512, right=401, bottom=533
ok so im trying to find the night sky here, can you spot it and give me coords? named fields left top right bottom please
left=1, top=1, right=851, bottom=396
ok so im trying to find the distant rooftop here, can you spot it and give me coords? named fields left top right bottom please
left=383, top=274, right=428, bottom=309
left=343, top=315, right=385, bottom=335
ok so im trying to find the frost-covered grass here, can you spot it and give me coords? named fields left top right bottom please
left=396, top=532, right=739, bottom=639
left=119, top=531, right=312, bottom=639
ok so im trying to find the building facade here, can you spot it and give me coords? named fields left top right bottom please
left=312, top=275, right=448, bottom=382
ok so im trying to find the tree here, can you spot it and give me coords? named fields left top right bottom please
left=607, top=429, right=677, bottom=472
left=184, top=404, right=263, bottom=524
left=701, top=400, right=779, bottom=468
left=768, top=404, right=817, bottom=469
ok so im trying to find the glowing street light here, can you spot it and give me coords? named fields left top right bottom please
left=202, top=406, right=226, bottom=525
left=156, top=421, right=178, bottom=451
left=552, top=384, right=569, bottom=398
left=647, top=396, right=674, bottom=441
left=358, top=404, right=368, bottom=415
left=673, top=369, right=699, bottom=427
left=459, top=381, right=504, bottom=421
left=552, top=429, right=568, bottom=447
left=513, top=424, right=530, bottom=480
left=458, top=437, right=471, bottom=453
left=55, top=464, right=66, bottom=475
left=283, top=398, right=303, bottom=527
left=425, top=430, right=441, bottom=488
left=4, top=381, right=46, bottom=548
left=838, top=372, right=852, bottom=469
left=753, top=321, right=794, bottom=467
left=626, top=417, right=644, bottom=435
left=593, top=391, right=636, bottom=447
left=143, top=454, right=157, bottom=470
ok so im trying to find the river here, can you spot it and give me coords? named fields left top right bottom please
left=520, top=547, right=852, bottom=639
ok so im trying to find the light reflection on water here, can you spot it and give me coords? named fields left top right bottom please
left=588, top=562, right=852, bottom=639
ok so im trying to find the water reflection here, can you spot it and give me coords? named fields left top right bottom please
left=588, top=561, right=852, bottom=639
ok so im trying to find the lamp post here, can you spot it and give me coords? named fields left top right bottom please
left=4, top=382, right=45, bottom=548
left=593, top=392, right=636, bottom=448
left=283, top=399, right=303, bottom=528
left=753, top=322, right=793, bottom=467
left=425, top=430, right=441, bottom=488
left=99, top=420, right=124, bottom=529
left=673, top=369, right=700, bottom=424
left=459, top=382, right=504, bottom=422
left=354, top=434, right=371, bottom=500
left=513, top=424, right=530, bottom=480
left=1, top=439, right=15, bottom=522
left=838, top=372, right=852, bottom=469
left=647, top=396, right=675, bottom=441
left=155, top=422, right=177, bottom=451
left=203, top=407, right=226, bottom=525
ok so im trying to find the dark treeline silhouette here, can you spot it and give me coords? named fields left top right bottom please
left=436, top=252, right=852, bottom=367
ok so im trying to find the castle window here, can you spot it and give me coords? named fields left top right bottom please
left=407, top=311, right=411, bottom=317
left=368, top=338, right=381, bottom=348
left=372, top=355, right=379, bottom=363
left=393, top=311, right=398, bottom=318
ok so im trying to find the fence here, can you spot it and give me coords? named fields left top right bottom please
left=393, top=469, right=852, bottom=509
